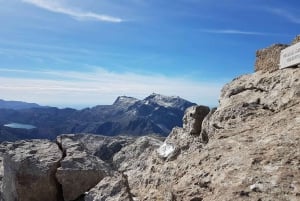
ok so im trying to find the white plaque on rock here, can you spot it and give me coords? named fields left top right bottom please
left=280, top=42, right=300, bottom=69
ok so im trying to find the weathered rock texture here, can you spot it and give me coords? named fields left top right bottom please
left=0, top=134, right=142, bottom=201
left=124, top=67, right=300, bottom=201
left=255, top=44, right=288, bottom=72
left=183, top=105, right=210, bottom=135
left=2, top=140, right=62, bottom=201
left=255, top=35, right=300, bottom=72
left=56, top=134, right=135, bottom=201
left=85, top=173, right=134, bottom=201
left=113, top=136, right=164, bottom=191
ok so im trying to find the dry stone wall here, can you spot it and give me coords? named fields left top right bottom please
left=255, top=35, right=300, bottom=72
left=254, top=44, right=288, bottom=72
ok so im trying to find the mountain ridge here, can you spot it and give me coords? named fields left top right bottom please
left=0, top=94, right=196, bottom=141
left=0, top=99, right=45, bottom=110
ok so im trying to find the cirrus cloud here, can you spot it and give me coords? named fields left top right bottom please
left=22, top=0, right=123, bottom=23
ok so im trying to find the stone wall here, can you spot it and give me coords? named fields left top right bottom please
left=254, top=35, right=300, bottom=73
left=254, top=44, right=288, bottom=72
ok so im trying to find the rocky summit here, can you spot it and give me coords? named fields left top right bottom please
left=1, top=37, right=300, bottom=201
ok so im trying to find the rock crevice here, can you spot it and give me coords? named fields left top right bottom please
left=55, top=137, right=67, bottom=201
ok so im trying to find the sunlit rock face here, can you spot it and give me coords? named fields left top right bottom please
left=2, top=140, right=62, bottom=201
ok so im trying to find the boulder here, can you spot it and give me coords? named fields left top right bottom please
left=56, top=135, right=109, bottom=201
left=183, top=105, right=210, bottom=135
left=85, top=173, right=134, bottom=201
left=2, top=140, right=62, bottom=201
left=55, top=134, right=135, bottom=201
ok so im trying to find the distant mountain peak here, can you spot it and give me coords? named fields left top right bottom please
left=144, top=93, right=194, bottom=109
left=113, top=96, right=139, bottom=107
left=145, top=93, right=176, bottom=101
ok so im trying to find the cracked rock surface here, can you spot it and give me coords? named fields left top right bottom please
left=56, top=134, right=136, bottom=201
left=2, top=140, right=62, bottom=201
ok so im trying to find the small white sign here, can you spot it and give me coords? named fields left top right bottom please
left=280, top=42, right=300, bottom=69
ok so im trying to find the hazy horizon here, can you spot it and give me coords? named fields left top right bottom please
left=1, top=93, right=218, bottom=110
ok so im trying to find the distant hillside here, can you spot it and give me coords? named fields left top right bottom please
left=0, top=99, right=44, bottom=110
left=0, top=94, right=196, bottom=141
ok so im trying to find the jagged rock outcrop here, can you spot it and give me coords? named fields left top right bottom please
left=2, top=140, right=62, bottom=201
left=183, top=105, right=210, bottom=135
left=203, top=68, right=300, bottom=140
left=124, top=67, right=300, bottom=201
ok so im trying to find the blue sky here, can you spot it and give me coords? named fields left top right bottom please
left=0, top=0, right=299, bottom=108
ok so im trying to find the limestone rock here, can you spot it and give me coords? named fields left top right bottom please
left=155, top=105, right=210, bottom=161
left=114, top=136, right=163, bottom=171
left=56, top=134, right=135, bottom=201
left=113, top=136, right=164, bottom=197
left=183, top=105, right=210, bottom=135
left=255, top=44, right=288, bottom=72
left=130, top=67, right=300, bottom=201
left=2, top=140, right=62, bottom=201
left=84, top=173, right=134, bottom=201
left=204, top=67, right=300, bottom=141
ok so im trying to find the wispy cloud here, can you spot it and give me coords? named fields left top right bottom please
left=200, top=29, right=270, bottom=36
left=22, top=0, right=123, bottom=23
left=0, top=68, right=224, bottom=108
left=267, top=8, right=300, bottom=24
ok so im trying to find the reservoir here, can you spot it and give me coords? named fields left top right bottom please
left=3, top=123, right=36, bottom=130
